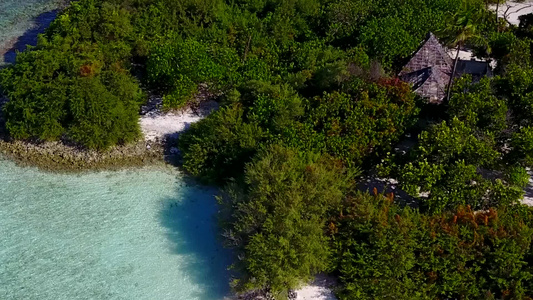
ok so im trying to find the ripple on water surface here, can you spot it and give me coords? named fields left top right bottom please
left=0, top=159, right=231, bottom=300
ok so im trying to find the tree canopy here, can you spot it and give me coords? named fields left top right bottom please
left=3, top=0, right=533, bottom=298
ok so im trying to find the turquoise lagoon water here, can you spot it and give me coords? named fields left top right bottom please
left=0, top=159, right=231, bottom=299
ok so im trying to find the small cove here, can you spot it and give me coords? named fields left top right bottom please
left=0, top=159, right=231, bottom=299
left=1, top=4, right=232, bottom=299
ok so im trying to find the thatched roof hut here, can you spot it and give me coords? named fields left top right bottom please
left=399, top=33, right=491, bottom=104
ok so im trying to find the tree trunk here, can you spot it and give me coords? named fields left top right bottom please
left=496, top=1, right=499, bottom=23
left=446, top=44, right=461, bottom=101
left=243, top=34, right=252, bottom=62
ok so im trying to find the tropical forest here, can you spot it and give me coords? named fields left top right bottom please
left=3, top=0, right=533, bottom=299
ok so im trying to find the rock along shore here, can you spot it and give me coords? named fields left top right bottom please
left=0, top=92, right=215, bottom=172
left=0, top=138, right=167, bottom=172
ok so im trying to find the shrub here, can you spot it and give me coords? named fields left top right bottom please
left=178, top=104, right=267, bottom=183
left=332, top=192, right=533, bottom=299
left=219, top=145, right=356, bottom=296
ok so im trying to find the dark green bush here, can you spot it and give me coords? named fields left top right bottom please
left=178, top=104, right=267, bottom=183
left=0, top=0, right=143, bottom=149
left=332, top=192, right=533, bottom=300
left=219, top=145, right=356, bottom=295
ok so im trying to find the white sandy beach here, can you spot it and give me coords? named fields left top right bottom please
left=226, top=274, right=338, bottom=300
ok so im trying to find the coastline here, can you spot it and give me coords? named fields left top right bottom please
left=0, top=3, right=339, bottom=299
left=0, top=99, right=214, bottom=172
left=0, top=138, right=168, bottom=172
left=0, top=94, right=172, bottom=172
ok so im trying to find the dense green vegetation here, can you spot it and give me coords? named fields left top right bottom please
left=4, top=0, right=533, bottom=298
left=218, top=145, right=356, bottom=294
left=332, top=193, right=533, bottom=299
left=0, top=0, right=144, bottom=149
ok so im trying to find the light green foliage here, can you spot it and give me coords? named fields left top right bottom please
left=486, top=31, right=522, bottom=62
left=148, top=38, right=226, bottom=83
left=1, top=50, right=69, bottom=141
left=449, top=76, right=508, bottom=134
left=358, top=16, right=420, bottom=68
left=179, top=79, right=417, bottom=183
left=178, top=104, right=267, bottom=183
left=67, top=74, right=141, bottom=149
left=240, top=81, right=304, bottom=132
left=0, top=49, right=143, bottom=149
left=389, top=61, right=533, bottom=214
left=398, top=118, right=522, bottom=213
left=178, top=81, right=306, bottom=183
left=146, top=37, right=278, bottom=108
left=497, top=66, right=533, bottom=126
left=511, top=126, right=533, bottom=167
left=219, top=145, right=355, bottom=296
left=161, top=75, right=198, bottom=109
left=325, top=0, right=372, bottom=40
left=505, top=165, right=530, bottom=188
left=293, top=78, right=418, bottom=167
left=147, top=38, right=228, bottom=108
left=348, top=0, right=466, bottom=68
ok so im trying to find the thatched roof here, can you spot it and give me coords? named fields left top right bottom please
left=399, top=33, right=453, bottom=103
left=399, top=33, right=492, bottom=104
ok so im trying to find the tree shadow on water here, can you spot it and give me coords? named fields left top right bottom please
left=2, top=10, right=58, bottom=64
left=159, top=180, right=233, bottom=300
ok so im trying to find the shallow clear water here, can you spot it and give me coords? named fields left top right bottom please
left=0, top=159, right=231, bottom=300
left=0, top=0, right=62, bottom=64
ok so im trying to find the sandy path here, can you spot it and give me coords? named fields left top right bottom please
left=491, top=1, right=533, bottom=25
left=522, top=169, right=533, bottom=206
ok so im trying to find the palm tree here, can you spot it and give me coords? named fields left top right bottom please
left=491, top=0, right=506, bottom=25
left=442, top=2, right=482, bottom=101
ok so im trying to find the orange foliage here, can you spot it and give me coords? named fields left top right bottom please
left=79, top=64, right=95, bottom=77
left=394, top=214, right=401, bottom=224
left=386, top=192, right=394, bottom=203
left=328, top=222, right=338, bottom=234
left=426, top=271, right=438, bottom=283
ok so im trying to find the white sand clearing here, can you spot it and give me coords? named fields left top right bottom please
left=295, top=274, right=337, bottom=300
left=226, top=274, right=338, bottom=300
left=522, top=169, right=533, bottom=206
left=491, top=1, right=533, bottom=25
left=140, top=100, right=219, bottom=142
left=446, top=49, right=483, bottom=61
left=295, top=285, right=337, bottom=300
